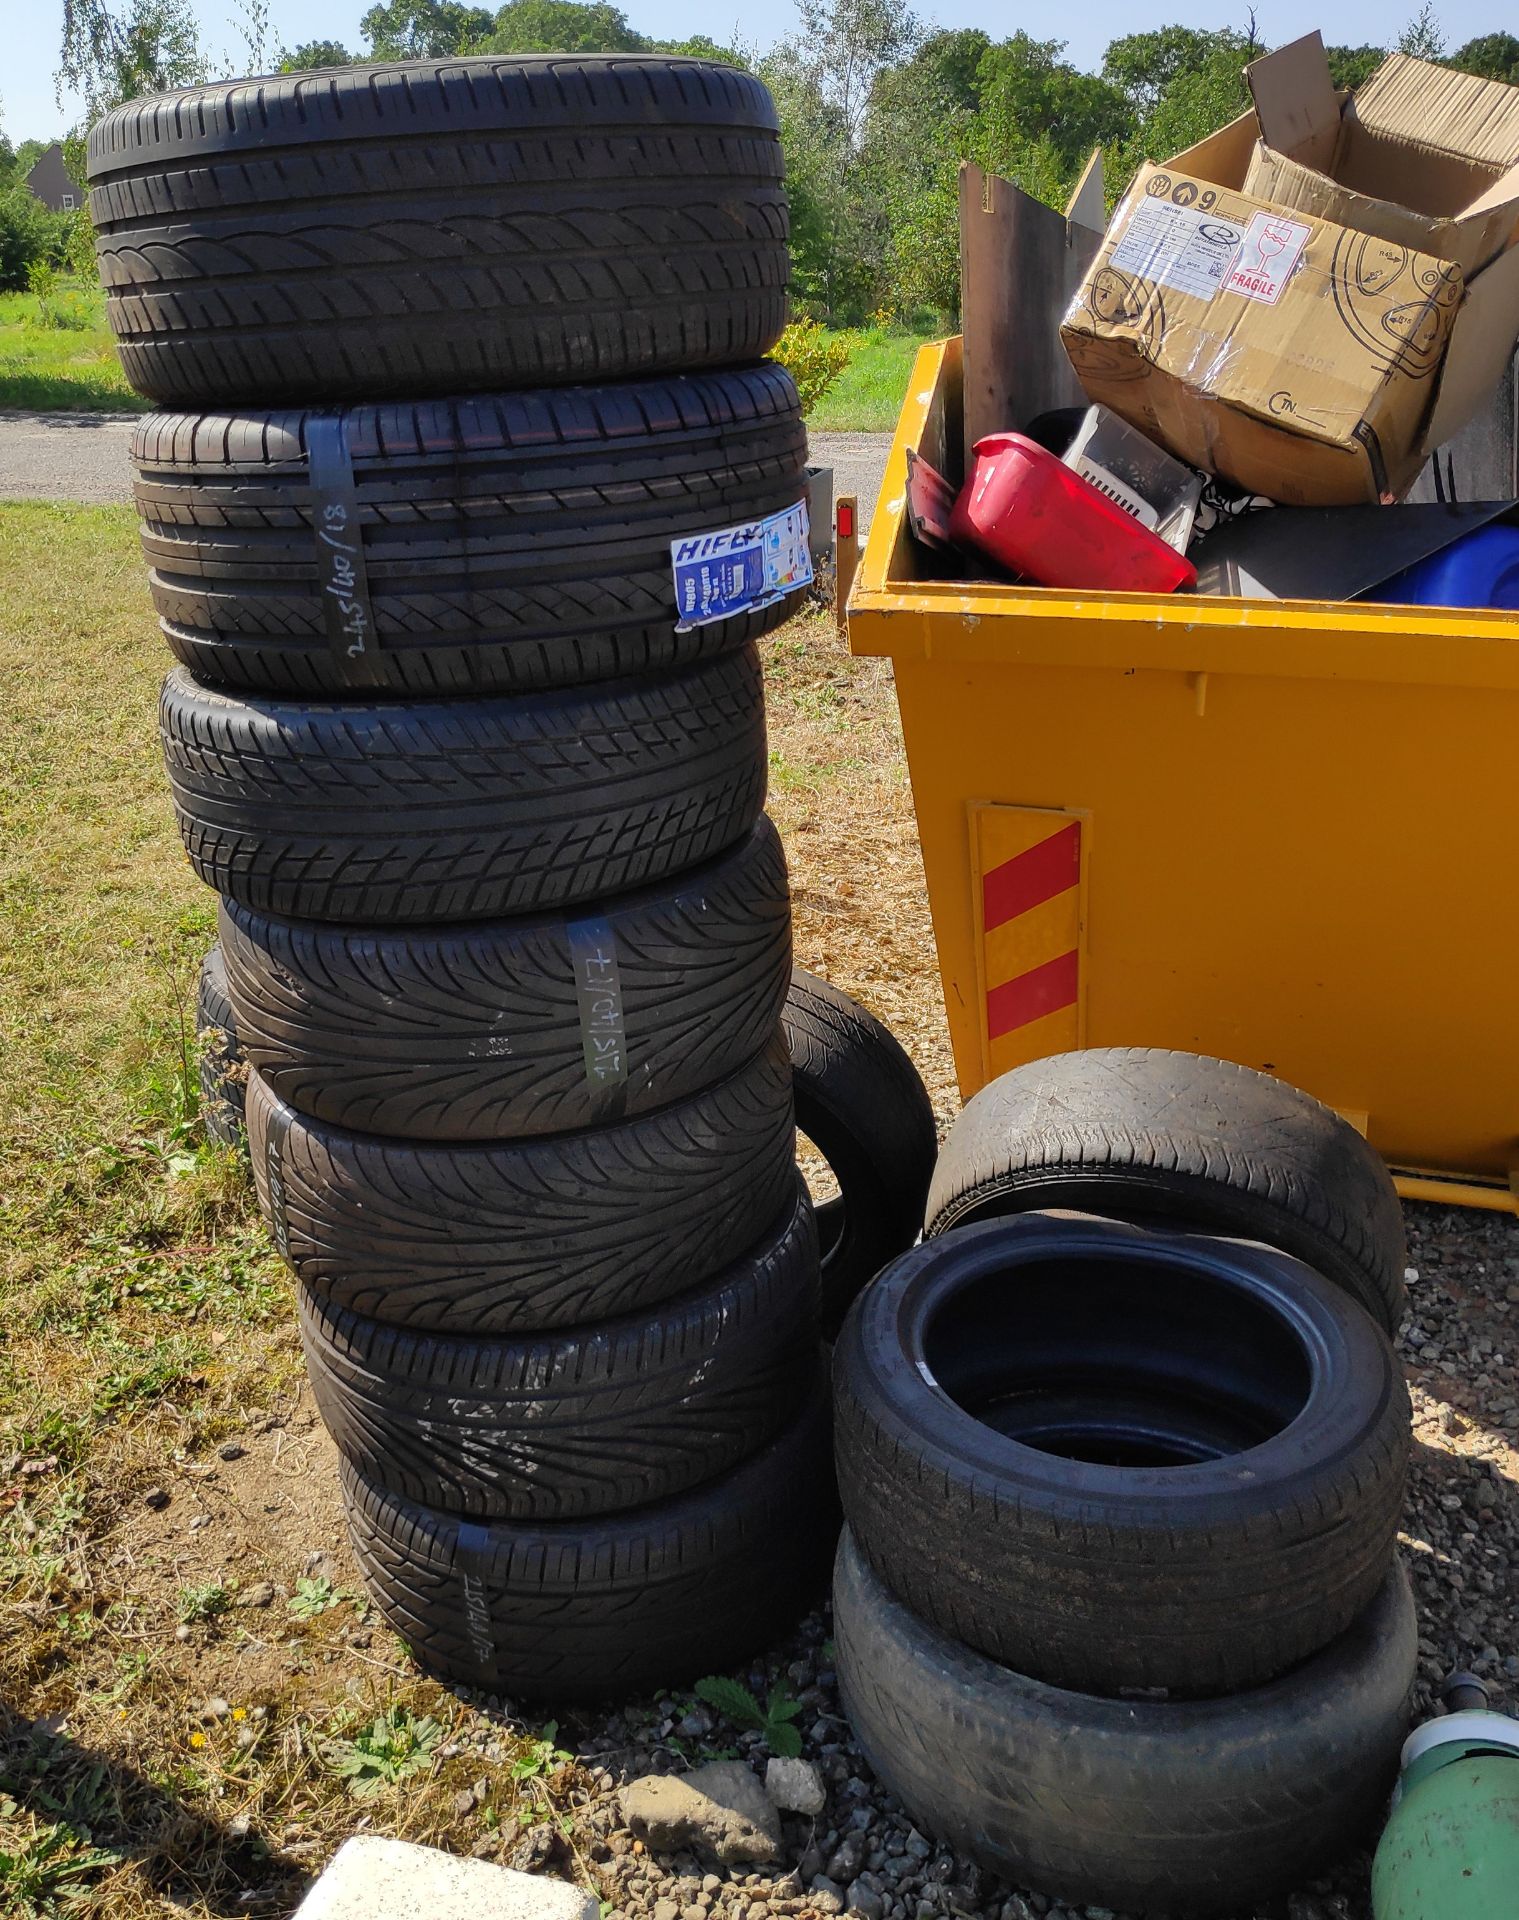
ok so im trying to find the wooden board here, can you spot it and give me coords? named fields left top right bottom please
left=958, top=159, right=1106, bottom=472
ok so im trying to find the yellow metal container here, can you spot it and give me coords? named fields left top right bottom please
left=847, top=336, right=1519, bottom=1212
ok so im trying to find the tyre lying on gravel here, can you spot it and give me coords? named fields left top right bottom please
left=219, top=818, right=790, bottom=1139
left=88, top=58, right=789, bottom=408
left=783, top=968, right=937, bottom=1329
left=133, top=368, right=808, bottom=698
left=834, top=1528, right=1417, bottom=1917
left=159, top=647, right=766, bottom=924
left=924, top=1047, right=1407, bottom=1333
left=342, top=1374, right=837, bottom=1701
left=302, top=1178, right=817, bottom=1518
left=833, top=1214, right=1409, bottom=1696
left=196, top=945, right=246, bottom=1147
left=249, top=1041, right=797, bottom=1334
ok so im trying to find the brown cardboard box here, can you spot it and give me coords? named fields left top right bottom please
left=1244, top=37, right=1519, bottom=280
left=1061, top=166, right=1462, bottom=505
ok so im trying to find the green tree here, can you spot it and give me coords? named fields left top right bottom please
left=1448, top=32, right=1519, bottom=83
left=60, top=0, right=206, bottom=116
left=360, top=0, right=493, bottom=59
left=1325, top=44, right=1384, bottom=89
left=1103, top=25, right=1251, bottom=114
left=976, top=33, right=1133, bottom=180
left=278, top=39, right=357, bottom=68
left=1397, top=4, right=1445, bottom=60
left=468, top=0, right=647, bottom=53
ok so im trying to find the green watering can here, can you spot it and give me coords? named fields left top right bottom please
left=1372, top=1673, right=1519, bottom=1920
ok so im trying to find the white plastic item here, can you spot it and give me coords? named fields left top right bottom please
left=1062, top=406, right=1204, bottom=553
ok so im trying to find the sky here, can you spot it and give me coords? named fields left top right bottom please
left=2, top=0, right=1507, bottom=143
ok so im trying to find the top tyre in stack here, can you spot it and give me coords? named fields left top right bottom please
left=91, top=55, right=837, bottom=1702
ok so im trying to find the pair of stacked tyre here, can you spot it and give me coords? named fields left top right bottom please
left=829, top=1051, right=1419, bottom=1916
left=91, top=54, right=841, bottom=1700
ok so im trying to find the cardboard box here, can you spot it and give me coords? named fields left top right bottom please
left=1061, top=166, right=1463, bottom=505
left=1244, top=37, right=1519, bottom=280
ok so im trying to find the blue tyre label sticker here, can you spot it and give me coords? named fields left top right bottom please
left=671, top=500, right=813, bottom=631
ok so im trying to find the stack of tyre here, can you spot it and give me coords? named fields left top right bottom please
left=90, top=54, right=854, bottom=1702
left=831, top=1051, right=1420, bottom=1916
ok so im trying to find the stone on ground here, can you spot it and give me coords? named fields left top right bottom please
left=619, top=1761, right=784, bottom=1866
left=763, top=1756, right=826, bottom=1816
left=295, top=1836, right=598, bottom=1920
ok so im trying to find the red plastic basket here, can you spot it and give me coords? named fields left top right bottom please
left=949, top=433, right=1197, bottom=594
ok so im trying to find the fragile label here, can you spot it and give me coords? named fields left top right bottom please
left=1223, top=211, right=1312, bottom=305
left=671, top=501, right=813, bottom=631
left=1110, top=200, right=1243, bottom=300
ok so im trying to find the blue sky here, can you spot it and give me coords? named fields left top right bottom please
left=3, top=0, right=1506, bottom=142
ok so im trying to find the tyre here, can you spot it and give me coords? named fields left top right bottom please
left=784, top=969, right=937, bottom=1331
left=925, top=1048, right=1406, bottom=1333
left=249, top=1041, right=796, bottom=1334
left=196, top=946, right=246, bottom=1146
left=302, top=1178, right=817, bottom=1519
left=833, top=1214, right=1409, bottom=1696
left=342, top=1373, right=837, bottom=1701
left=133, top=368, right=807, bottom=698
left=220, top=818, right=790, bottom=1139
left=159, top=648, right=765, bottom=924
left=88, top=58, right=788, bottom=408
left=834, top=1529, right=1416, bottom=1917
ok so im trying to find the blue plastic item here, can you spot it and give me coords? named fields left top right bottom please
left=1368, top=523, right=1519, bottom=611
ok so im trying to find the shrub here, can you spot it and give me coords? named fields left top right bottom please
left=772, top=316, right=852, bottom=416
left=0, top=191, right=76, bottom=293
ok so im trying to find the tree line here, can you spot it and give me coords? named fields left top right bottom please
left=6, top=0, right=1519, bottom=314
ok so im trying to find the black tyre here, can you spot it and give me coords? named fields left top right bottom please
left=834, top=1215, right=1409, bottom=1696
left=784, top=969, right=936, bottom=1331
left=196, top=946, right=246, bottom=1147
left=249, top=1041, right=796, bottom=1334
left=302, top=1179, right=817, bottom=1519
left=88, top=58, right=788, bottom=408
left=342, top=1374, right=837, bottom=1702
left=133, top=368, right=807, bottom=698
left=925, top=1048, right=1406, bottom=1333
left=834, top=1529, right=1416, bottom=1917
left=160, top=648, right=765, bottom=923
left=220, top=819, right=790, bottom=1139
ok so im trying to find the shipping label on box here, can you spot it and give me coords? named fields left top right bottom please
left=1060, top=166, right=1463, bottom=505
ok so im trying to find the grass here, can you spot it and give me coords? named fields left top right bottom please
left=0, top=285, right=146, bottom=414
left=806, top=325, right=938, bottom=433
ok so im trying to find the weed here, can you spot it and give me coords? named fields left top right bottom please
left=287, top=1576, right=347, bottom=1620
left=691, top=1676, right=807, bottom=1758
left=507, top=1722, right=572, bottom=1783
left=325, top=1706, right=444, bottom=1797
left=174, top=1582, right=231, bottom=1625
left=0, top=1818, right=123, bottom=1914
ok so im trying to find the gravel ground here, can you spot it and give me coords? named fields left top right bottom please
left=546, top=1204, right=1519, bottom=1920
left=0, top=410, right=138, bottom=503
left=809, top=434, right=891, bottom=531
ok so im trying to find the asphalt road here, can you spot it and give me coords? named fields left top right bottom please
left=0, top=415, right=894, bottom=523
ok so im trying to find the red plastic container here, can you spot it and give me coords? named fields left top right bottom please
left=948, top=432, right=1197, bottom=594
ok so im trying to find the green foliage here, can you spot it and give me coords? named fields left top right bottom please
left=175, top=1581, right=232, bottom=1624
left=1450, top=33, right=1519, bottom=82
left=0, top=1818, right=123, bottom=1915
left=692, top=1676, right=806, bottom=1757
left=278, top=39, right=357, bottom=69
left=470, top=0, right=646, bottom=53
left=0, top=191, right=73, bottom=296
left=1325, top=44, right=1385, bottom=89
left=772, top=316, right=852, bottom=414
left=60, top=0, right=207, bottom=119
left=361, top=0, right=492, bottom=56
left=507, top=1722, right=573, bottom=1780
left=287, top=1576, right=346, bottom=1618
left=1398, top=4, right=1445, bottom=60
left=326, top=1707, right=444, bottom=1796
